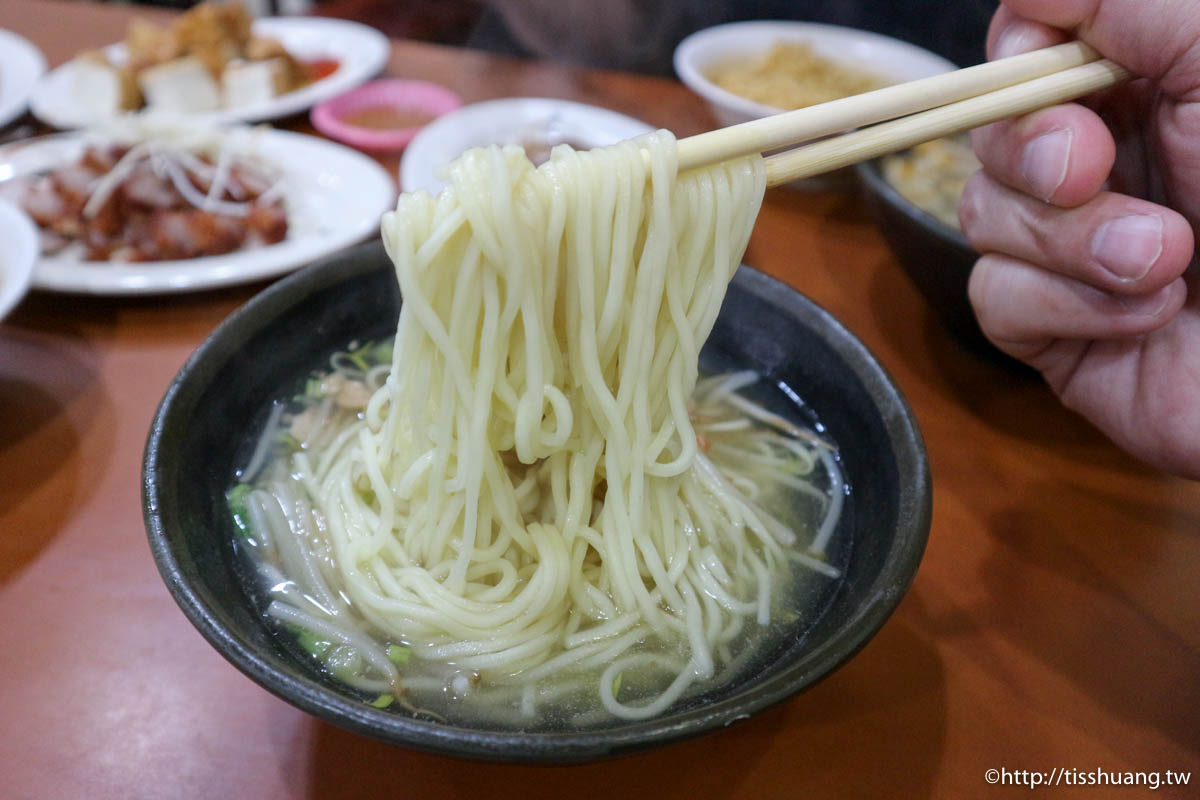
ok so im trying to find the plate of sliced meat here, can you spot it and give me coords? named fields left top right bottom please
left=0, top=121, right=395, bottom=294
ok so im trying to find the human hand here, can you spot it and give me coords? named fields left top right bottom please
left=960, top=0, right=1200, bottom=479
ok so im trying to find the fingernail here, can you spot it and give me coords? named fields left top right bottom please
left=1021, top=129, right=1072, bottom=201
left=1116, top=284, right=1174, bottom=316
left=1091, top=214, right=1163, bottom=281
left=994, top=25, right=1036, bottom=60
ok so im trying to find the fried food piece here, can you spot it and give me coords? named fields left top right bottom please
left=138, top=56, right=222, bottom=113
left=221, top=57, right=290, bottom=107
left=245, top=35, right=305, bottom=90
left=139, top=208, right=248, bottom=260
left=73, top=51, right=143, bottom=114
left=124, top=19, right=180, bottom=73
left=174, top=2, right=253, bottom=52
left=246, top=201, right=288, bottom=244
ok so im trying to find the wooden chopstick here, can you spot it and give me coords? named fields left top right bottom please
left=675, top=41, right=1103, bottom=173
left=670, top=41, right=1130, bottom=188
left=760, top=57, right=1129, bottom=186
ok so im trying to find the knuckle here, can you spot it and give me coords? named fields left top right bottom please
left=966, top=256, right=1001, bottom=330
left=957, top=171, right=990, bottom=241
left=967, top=255, right=1035, bottom=344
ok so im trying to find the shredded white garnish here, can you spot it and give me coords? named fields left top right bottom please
left=78, top=116, right=281, bottom=220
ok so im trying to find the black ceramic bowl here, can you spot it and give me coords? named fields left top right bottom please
left=855, top=157, right=996, bottom=354
left=143, top=241, right=931, bottom=763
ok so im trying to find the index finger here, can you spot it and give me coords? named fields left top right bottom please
left=1000, top=0, right=1200, bottom=93
left=987, top=5, right=1069, bottom=60
left=970, top=102, right=1116, bottom=207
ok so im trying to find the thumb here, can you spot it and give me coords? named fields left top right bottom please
left=997, top=0, right=1200, bottom=94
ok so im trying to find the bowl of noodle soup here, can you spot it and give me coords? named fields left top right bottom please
left=144, top=134, right=929, bottom=761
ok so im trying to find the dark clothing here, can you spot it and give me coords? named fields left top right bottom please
left=471, top=0, right=999, bottom=74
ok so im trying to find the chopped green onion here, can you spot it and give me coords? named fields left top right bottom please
left=611, top=672, right=623, bottom=697
left=277, top=433, right=302, bottom=453
left=323, top=645, right=365, bottom=682
left=372, top=340, right=393, bottom=365
left=371, top=694, right=395, bottom=709
left=387, top=644, right=411, bottom=665
left=289, top=626, right=333, bottom=659
left=226, top=484, right=254, bottom=541
left=345, top=341, right=374, bottom=371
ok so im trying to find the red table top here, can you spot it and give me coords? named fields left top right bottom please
left=1, top=2, right=1197, bottom=797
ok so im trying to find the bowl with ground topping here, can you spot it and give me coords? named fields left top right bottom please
left=856, top=136, right=1004, bottom=356
left=673, top=21, right=955, bottom=128
left=674, top=21, right=955, bottom=189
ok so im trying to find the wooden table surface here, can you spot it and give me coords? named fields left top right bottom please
left=1, top=1, right=1197, bottom=797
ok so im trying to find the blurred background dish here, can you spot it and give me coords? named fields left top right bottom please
left=673, top=20, right=956, bottom=128
left=0, top=127, right=395, bottom=295
left=674, top=21, right=955, bottom=191
left=311, top=79, right=461, bottom=152
left=0, top=198, right=38, bottom=321
left=0, top=29, right=47, bottom=129
left=399, top=97, right=654, bottom=194
left=674, top=19, right=998, bottom=353
left=879, top=137, right=979, bottom=231
left=855, top=145, right=1001, bottom=357
left=29, top=15, right=388, bottom=129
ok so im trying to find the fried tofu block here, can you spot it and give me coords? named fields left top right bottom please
left=245, top=36, right=305, bottom=91
left=191, top=41, right=239, bottom=77
left=138, top=56, right=222, bottom=113
left=125, top=19, right=179, bottom=73
left=72, top=51, right=142, bottom=116
left=221, top=57, right=288, bottom=107
left=175, top=2, right=253, bottom=53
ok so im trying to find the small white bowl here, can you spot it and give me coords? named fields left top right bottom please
left=0, top=198, right=38, bottom=321
left=674, top=20, right=956, bottom=129
left=399, top=97, right=654, bottom=194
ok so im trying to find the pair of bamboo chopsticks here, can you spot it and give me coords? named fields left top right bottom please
left=675, top=42, right=1131, bottom=187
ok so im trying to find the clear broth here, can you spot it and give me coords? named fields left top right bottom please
left=230, top=341, right=851, bottom=732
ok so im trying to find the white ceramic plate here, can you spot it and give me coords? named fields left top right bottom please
left=30, top=17, right=389, bottom=130
left=0, top=130, right=396, bottom=295
left=0, top=199, right=38, bottom=319
left=0, top=29, right=48, bottom=129
left=400, top=97, right=654, bottom=194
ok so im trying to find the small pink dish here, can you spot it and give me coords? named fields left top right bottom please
left=311, top=79, right=462, bottom=152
